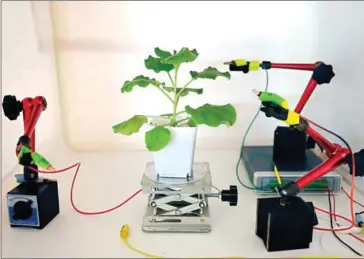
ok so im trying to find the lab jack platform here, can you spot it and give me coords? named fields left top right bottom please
left=140, top=162, right=237, bottom=233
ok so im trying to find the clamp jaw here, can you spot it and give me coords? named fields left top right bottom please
left=225, top=59, right=363, bottom=198
left=2, top=95, right=53, bottom=183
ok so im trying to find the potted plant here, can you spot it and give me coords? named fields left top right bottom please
left=112, top=47, right=237, bottom=178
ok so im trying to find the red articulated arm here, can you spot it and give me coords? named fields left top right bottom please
left=227, top=59, right=359, bottom=196
left=265, top=61, right=330, bottom=114
left=260, top=61, right=343, bottom=196
left=17, top=96, right=47, bottom=154
left=3, top=95, right=47, bottom=182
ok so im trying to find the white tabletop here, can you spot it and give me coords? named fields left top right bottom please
left=2, top=140, right=364, bottom=258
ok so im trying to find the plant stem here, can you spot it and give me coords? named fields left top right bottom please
left=175, top=117, right=190, bottom=125
left=155, top=86, right=174, bottom=103
left=176, top=110, right=186, bottom=115
left=167, top=72, right=174, bottom=86
left=171, top=65, right=180, bottom=125
left=176, top=78, right=195, bottom=99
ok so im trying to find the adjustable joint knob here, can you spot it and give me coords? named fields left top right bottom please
left=2, top=95, right=22, bottom=121
left=221, top=185, right=238, bottom=206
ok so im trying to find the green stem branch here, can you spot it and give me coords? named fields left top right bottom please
left=176, top=78, right=195, bottom=99
left=167, top=72, right=174, bottom=86
left=176, top=110, right=186, bottom=115
left=155, top=86, right=174, bottom=103
left=175, top=117, right=190, bottom=125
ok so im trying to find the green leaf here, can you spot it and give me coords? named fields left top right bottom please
left=112, top=115, right=148, bottom=135
left=190, top=67, right=231, bottom=80
left=145, top=126, right=171, bottom=151
left=155, top=47, right=172, bottom=59
left=121, top=75, right=163, bottom=93
left=144, top=55, right=174, bottom=73
left=161, top=48, right=199, bottom=67
left=185, top=104, right=237, bottom=127
left=163, top=87, right=203, bottom=97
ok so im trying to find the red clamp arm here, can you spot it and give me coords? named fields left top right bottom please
left=15, top=96, right=47, bottom=155
left=267, top=61, right=334, bottom=113
left=262, top=61, right=350, bottom=196
left=228, top=59, right=363, bottom=195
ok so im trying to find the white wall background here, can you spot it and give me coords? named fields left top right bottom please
left=51, top=1, right=364, bottom=154
left=2, top=1, right=364, bottom=178
left=1, top=1, right=60, bottom=178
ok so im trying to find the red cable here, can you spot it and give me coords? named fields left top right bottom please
left=312, top=189, right=364, bottom=243
left=341, top=187, right=364, bottom=209
left=314, top=206, right=354, bottom=226
left=304, top=117, right=357, bottom=231
left=31, top=163, right=364, bottom=243
left=330, top=188, right=364, bottom=244
left=31, top=163, right=142, bottom=215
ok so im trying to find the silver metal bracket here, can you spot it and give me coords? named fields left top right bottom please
left=141, top=162, right=214, bottom=233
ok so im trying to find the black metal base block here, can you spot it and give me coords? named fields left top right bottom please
left=7, top=179, right=60, bottom=229
left=256, top=196, right=318, bottom=252
left=273, top=126, right=308, bottom=166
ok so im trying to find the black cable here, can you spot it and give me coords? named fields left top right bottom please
left=309, top=120, right=353, bottom=158
left=358, top=210, right=364, bottom=215
left=327, top=191, right=362, bottom=256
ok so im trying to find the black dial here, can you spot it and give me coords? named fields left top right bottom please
left=12, top=200, right=33, bottom=220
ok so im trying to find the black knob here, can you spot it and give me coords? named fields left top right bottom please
left=221, top=185, right=238, bottom=206
left=2, top=95, right=22, bottom=120
left=12, top=200, right=33, bottom=220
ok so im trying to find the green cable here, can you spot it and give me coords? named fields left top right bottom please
left=235, top=69, right=274, bottom=192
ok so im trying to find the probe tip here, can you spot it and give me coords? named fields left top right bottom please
left=47, top=165, right=55, bottom=170
left=252, top=89, right=260, bottom=95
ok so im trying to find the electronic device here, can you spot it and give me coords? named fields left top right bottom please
left=242, top=146, right=342, bottom=195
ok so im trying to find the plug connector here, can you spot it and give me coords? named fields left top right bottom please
left=355, top=213, right=363, bottom=228
left=120, top=224, right=130, bottom=240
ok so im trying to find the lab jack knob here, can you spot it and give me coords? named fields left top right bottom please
left=221, top=185, right=238, bottom=206
left=2, top=95, right=22, bottom=120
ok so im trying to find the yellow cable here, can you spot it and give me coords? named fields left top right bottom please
left=120, top=224, right=245, bottom=258
left=274, top=165, right=282, bottom=185
left=120, top=225, right=350, bottom=258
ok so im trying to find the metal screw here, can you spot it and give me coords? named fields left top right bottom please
left=150, top=201, right=156, bottom=207
left=199, top=202, right=205, bottom=208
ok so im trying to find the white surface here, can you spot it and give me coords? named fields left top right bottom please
left=1, top=1, right=60, bottom=178
left=150, top=122, right=197, bottom=178
left=50, top=1, right=364, bottom=153
left=2, top=2, right=364, bottom=257
left=2, top=140, right=364, bottom=258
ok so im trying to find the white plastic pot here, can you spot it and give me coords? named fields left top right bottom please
left=146, top=118, right=197, bottom=178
